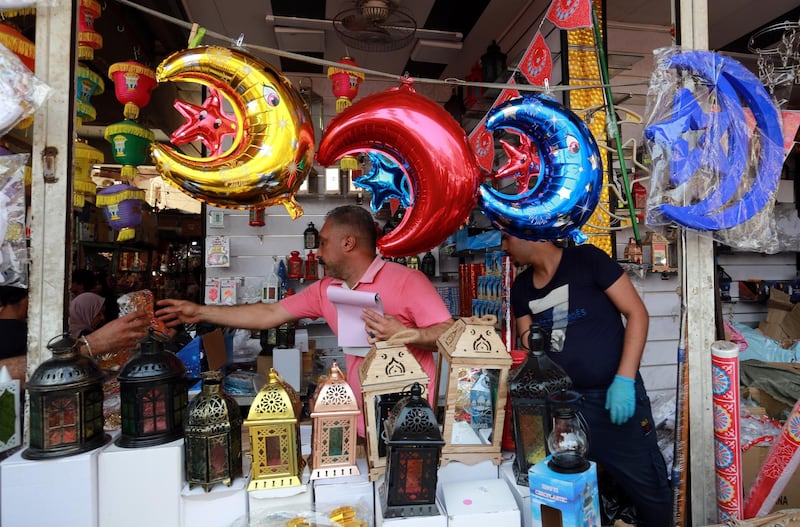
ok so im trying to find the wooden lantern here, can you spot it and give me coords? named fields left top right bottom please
left=436, top=315, right=512, bottom=466
left=358, top=334, right=430, bottom=481
left=244, top=369, right=304, bottom=490
left=642, top=231, right=675, bottom=273
left=309, top=362, right=360, bottom=480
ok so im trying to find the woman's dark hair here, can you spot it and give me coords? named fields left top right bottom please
left=0, top=285, right=27, bottom=307
left=71, top=269, right=98, bottom=291
left=326, top=205, right=377, bottom=248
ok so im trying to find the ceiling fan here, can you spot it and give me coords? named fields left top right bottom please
left=265, top=0, right=463, bottom=53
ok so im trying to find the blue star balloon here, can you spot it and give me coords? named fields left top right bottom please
left=353, top=152, right=411, bottom=212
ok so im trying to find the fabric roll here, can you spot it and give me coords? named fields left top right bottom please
left=712, top=340, right=743, bottom=521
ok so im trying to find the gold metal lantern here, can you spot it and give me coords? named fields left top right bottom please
left=309, top=362, right=360, bottom=480
left=436, top=315, right=512, bottom=466
left=184, top=371, right=243, bottom=492
left=244, top=368, right=304, bottom=490
left=358, top=335, right=429, bottom=481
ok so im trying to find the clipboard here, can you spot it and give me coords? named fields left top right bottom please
left=327, top=286, right=383, bottom=348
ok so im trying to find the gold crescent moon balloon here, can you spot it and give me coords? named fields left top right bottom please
left=150, top=46, right=315, bottom=217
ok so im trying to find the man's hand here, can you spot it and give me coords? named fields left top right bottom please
left=604, top=374, right=636, bottom=425
left=89, top=310, right=149, bottom=355
left=156, top=298, right=203, bottom=327
left=362, top=309, right=406, bottom=343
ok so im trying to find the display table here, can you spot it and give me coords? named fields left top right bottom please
left=98, top=438, right=184, bottom=527
left=1, top=445, right=104, bottom=527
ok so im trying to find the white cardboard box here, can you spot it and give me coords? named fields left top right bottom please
left=374, top=474, right=447, bottom=527
left=1, top=443, right=106, bottom=527
left=440, top=477, right=521, bottom=527
left=98, top=438, right=184, bottom=527
left=500, top=457, right=532, bottom=527
left=180, top=476, right=249, bottom=527
left=437, top=458, right=499, bottom=488
left=313, top=457, right=374, bottom=521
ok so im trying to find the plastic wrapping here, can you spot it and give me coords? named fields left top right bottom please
left=643, top=47, right=784, bottom=252
left=233, top=501, right=373, bottom=527
left=0, top=42, right=51, bottom=136
left=0, top=153, right=28, bottom=288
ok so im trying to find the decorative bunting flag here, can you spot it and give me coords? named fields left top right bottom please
left=519, top=31, right=553, bottom=86
left=469, top=82, right=520, bottom=173
left=545, top=0, right=593, bottom=30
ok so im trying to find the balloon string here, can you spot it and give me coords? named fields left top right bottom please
left=113, top=0, right=649, bottom=95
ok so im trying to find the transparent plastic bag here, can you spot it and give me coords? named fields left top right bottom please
left=0, top=153, right=29, bottom=288
left=0, top=43, right=52, bottom=136
left=642, top=46, right=784, bottom=253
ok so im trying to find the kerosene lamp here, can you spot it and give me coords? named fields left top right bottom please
left=546, top=389, right=589, bottom=473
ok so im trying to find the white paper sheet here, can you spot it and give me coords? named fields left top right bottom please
left=327, top=286, right=383, bottom=349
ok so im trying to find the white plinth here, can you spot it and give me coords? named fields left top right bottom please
left=374, top=474, right=447, bottom=527
left=1, top=444, right=106, bottom=527
left=181, top=476, right=249, bottom=527
left=500, top=456, right=532, bottom=527
left=313, top=457, right=374, bottom=521
left=440, top=477, right=521, bottom=527
left=248, top=465, right=313, bottom=522
left=98, top=438, right=184, bottom=527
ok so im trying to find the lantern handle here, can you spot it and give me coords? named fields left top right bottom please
left=461, top=314, right=498, bottom=326
left=386, top=328, right=421, bottom=346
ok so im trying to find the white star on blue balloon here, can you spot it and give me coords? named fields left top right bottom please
left=353, top=152, right=412, bottom=212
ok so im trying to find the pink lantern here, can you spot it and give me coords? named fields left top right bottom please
left=96, top=183, right=146, bottom=242
left=327, top=57, right=365, bottom=113
left=108, top=61, right=157, bottom=120
left=77, top=0, right=103, bottom=61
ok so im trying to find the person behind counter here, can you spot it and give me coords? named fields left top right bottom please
left=156, top=205, right=454, bottom=434
left=501, top=234, right=671, bottom=527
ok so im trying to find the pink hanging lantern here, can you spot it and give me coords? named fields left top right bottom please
left=77, top=0, right=103, bottom=61
left=96, top=183, right=146, bottom=242
left=108, top=61, right=157, bottom=120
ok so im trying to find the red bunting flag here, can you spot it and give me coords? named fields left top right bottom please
left=469, top=81, right=520, bottom=173
left=519, top=31, right=553, bottom=86
left=545, top=0, right=593, bottom=30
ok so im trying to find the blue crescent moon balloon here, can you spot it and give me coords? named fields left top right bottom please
left=643, top=49, right=783, bottom=231
left=477, top=94, right=603, bottom=243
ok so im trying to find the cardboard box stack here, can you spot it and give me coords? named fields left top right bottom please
left=757, top=288, right=800, bottom=347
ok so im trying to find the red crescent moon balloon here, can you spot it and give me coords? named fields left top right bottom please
left=316, top=82, right=480, bottom=257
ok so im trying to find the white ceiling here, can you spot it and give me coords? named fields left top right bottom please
left=171, top=0, right=799, bottom=126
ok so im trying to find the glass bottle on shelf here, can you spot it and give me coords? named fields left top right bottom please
left=421, top=251, right=436, bottom=278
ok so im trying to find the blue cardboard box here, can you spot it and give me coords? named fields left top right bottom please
left=528, top=456, right=600, bottom=527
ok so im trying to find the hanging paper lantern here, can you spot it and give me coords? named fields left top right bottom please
left=73, top=139, right=103, bottom=208
left=104, top=120, right=154, bottom=180
left=96, top=183, right=146, bottom=242
left=107, top=61, right=157, bottom=120
left=327, top=57, right=365, bottom=172
left=0, top=21, right=34, bottom=72
left=77, top=0, right=102, bottom=61
left=76, top=63, right=105, bottom=126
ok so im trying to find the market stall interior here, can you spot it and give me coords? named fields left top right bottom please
left=2, top=0, right=800, bottom=526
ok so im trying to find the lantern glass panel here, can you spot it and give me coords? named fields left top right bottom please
left=388, top=448, right=439, bottom=505
left=375, top=391, right=408, bottom=457
left=448, top=367, right=500, bottom=445
left=513, top=404, right=548, bottom=468
left=328, top=426, right=343, bottom=456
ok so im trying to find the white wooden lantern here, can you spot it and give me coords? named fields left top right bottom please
left=436, top=315, right=512, bottom=466
left=358, top=334, right=430, bottom=481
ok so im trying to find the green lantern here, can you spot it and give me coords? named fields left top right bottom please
left=104, top=120, right=154, bottom=180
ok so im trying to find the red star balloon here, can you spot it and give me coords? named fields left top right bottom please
left=495, top=132, right=540, bottom=193
left=170, top=87, right=239, bottom=157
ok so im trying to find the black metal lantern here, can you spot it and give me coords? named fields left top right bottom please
left=508, top=324, right=572, bottom=485
left=116, top=331, right=188, bottom=448
left=184, top=370, right=243, bottom=491
left=23, top=334, right=110, bottom=459
left=382, top=382, right=445, bottom=518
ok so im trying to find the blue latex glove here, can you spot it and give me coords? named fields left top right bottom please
left=605, top=375, right=635, bottom=425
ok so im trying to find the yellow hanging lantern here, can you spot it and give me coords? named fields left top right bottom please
left=73, top=139, right=103, bottom=208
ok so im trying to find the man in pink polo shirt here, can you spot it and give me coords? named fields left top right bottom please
left=157, top=205, right=453, bottom=435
